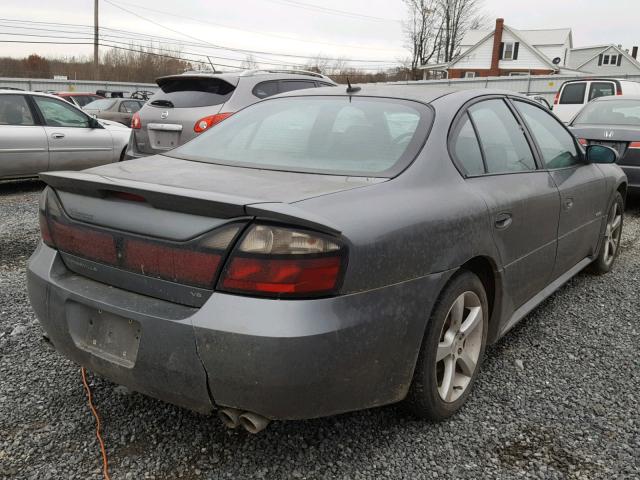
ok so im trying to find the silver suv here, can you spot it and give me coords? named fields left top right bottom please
left=127, top=70, right=337, bottom=158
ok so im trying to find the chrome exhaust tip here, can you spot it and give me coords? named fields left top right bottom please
left=238, top=412, right=271, bottom=434
left=218, top=408, right=242, bottom=429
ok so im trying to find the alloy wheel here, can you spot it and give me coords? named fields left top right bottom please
left=603, top=201, right=623, bottom=265
left=436, top=291, right=483, bottom=403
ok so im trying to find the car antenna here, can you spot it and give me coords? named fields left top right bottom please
left=346, top=77, right=361, bottom=94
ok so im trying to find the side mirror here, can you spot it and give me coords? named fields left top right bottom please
left=586, top=144, right=618, bottom=164
left=88, top=117, right=103, bottom=129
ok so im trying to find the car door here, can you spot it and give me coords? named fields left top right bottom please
left=117, top=100, right=141, bottom=126
left=512, top=99, right=607, bottom=279
left=555, top=82, right=587, bottom=123
left=457, top=98, right=561, bottom=310
left=31, top=95, right=114, bottom=171
left=0, top=94, right=48, bottom=178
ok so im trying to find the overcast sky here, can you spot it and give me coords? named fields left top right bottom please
left=1, top=0, right=639, bottom=70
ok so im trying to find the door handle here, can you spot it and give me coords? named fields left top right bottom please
left=563, top=198, right=574, bottom=210
left=51, top=133, right=65, bottom=139
left=495, top=212, right=513, bottom=230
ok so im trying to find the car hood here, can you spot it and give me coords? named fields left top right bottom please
left=83, top=154, right=385, bottom=203
left=569, top=124, right=640, bottom=141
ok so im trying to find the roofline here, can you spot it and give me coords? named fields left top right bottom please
left=446, top=30, right=496, bottom=69
left=575, top=44, right=640, bottom=71
left=570, top=44, right=610, bottom=52
left=502, top=25, right=559, bottom=70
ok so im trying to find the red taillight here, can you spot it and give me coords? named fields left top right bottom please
left=222, top=256, right=342, bottom=295
left=553, top=91, right=560, bottom=105
left=578, top=138, right=588, bottom=146
left=50, top=220, right=118, bottom=264
left=109, top=191, right=146, bottom=203
left=123, top=239, right=221, bottom=288
left=194, top=113, right=232, bottom=133
left=219, top=224, right=346, bottom=298
left=131, top=111, right=141, bottom=129
left=616, top=86, right=623, bottom=95
left=39, top=208, right=53, bottom=247
left=629, top=142, right=640, bottom=149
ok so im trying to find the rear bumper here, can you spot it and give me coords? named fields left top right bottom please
left=125, top=134, right=152, bottom=160
left=27, top=243, right=451, bottom=420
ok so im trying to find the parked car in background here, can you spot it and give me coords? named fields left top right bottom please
left=553, top=78, right=640, bottom=123
left=525, top=94, right=552, bottom=110
left=96, top=90, right=130, bottom=98
left=127, top=69, right=337, bottom=158
left=0, top=90, right=130, bottom=180
left=28, top=86, right=626, bottom=433
left=570, top=95, right=640, bottom=194
left=56, top=92, right=104, bottom=108
left=84, top=98, right=145, bottom=126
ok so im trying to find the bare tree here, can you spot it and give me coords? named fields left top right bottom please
left=403, top=0, right=441, bottom=77
left=241, top=54, right=258, bottom=70
left=437, top=0, right=484, bottom=62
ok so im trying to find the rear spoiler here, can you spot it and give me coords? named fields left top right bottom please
left=40, top=171, right=341, bottom=235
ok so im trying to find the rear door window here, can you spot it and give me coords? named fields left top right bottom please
left=119, top=101, right=142, bottom=113
left=468, top=99, right=536, bottom=174
left=559, top=83, right=587, bottom=105
left=588, top=82, right=615, bottom=101
left=151, top=77, right=235, bottom=108
left=451, top=113, right=485, bottom=176
left=0, top=94, right=35, bottom=125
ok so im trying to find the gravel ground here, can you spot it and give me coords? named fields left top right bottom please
left=1, top=181, right=639, bottom=480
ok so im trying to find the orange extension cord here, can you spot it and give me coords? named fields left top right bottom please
left=81, top=367, right=112, bottom=480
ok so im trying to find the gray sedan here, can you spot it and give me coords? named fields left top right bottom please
left=28, top=86, right=626, bottom=433
left=0, top=90, right=131, bottom=180
left=569, top=95, right=640, bottom=194
left=84, top=98, right=145, bottom=126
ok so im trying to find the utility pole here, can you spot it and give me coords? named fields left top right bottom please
left=94, top=0, right=99, bottom=79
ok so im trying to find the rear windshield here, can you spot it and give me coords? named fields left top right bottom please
left=84, top=99, right=116, bottom=110
left=559, top=83, right=586, bottom=104
left=151, top=77, right=235, bottom=108
left=572, top=99, right=640, bottom=126
left=167, top=96, right=432, bottom=177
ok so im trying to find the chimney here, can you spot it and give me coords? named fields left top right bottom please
left=632, top=46, right=638, bottom=59
left=490, top=18, right=505, bottom=76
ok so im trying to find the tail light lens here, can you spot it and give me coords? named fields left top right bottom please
left=39, top=189, right=241, bottom=289
left=219, top=224, right=346, bottom=298
left=578, top=138, right=588, bottom=146
left=629, top=142, right=640, bottom=149
left=553, top=91, right=560, bottom=105
left=194, top=113, right=232, bottom=133
left=616, top=86, right=623, bottom=95
left=131, top=111, right=141, bottom=129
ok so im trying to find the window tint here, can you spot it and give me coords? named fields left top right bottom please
left=514, top=101, right=580, bottom=169
left=151, top=77, right=235, bottom=108
left=468, top=99, right=536, bottom=173
left=252, top=80, right=279, bottom=99
left=451, top=113, right=484, bottom=175
left=119, top=100, right=142, bottom=113
left=33, top=96, right=90, bottom=128
left=75, top=95, right=100, bottom=107
left=573, top=99, right=640, bottom=126
left=279, top=80, right=317, bottom=93
left=0, top=95, right=35, bottom=125
left=170, top=97, right=432, bottom=177
left=589, top=82, right=615, bottom=101
left=559, top=83, right=586, bottom=104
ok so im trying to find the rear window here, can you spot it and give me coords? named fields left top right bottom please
left=84, top=99, right=116, bottom=110
left=559, top=83, right=586, bottom=105
left=151, top=77, right=235, bottom=108
left=572, top=99, right=640, bottom=126
left=588, top=82, right=615, bottom=101
left=168, top=96, right=432, bottom=177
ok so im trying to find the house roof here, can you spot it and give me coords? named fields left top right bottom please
left=574, top=44, right=640, bottom=71
left=460, top=27, right=571, bottom=48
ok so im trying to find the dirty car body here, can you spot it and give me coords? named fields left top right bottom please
left=27, top=87, right=626, bottom=421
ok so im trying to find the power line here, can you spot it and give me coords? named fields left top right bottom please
left=102, top=0, right=402, bottom=51
left=262, top=0, right=402, bottom=23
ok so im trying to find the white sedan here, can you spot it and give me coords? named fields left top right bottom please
left=0, top=90, right=131, bottom=180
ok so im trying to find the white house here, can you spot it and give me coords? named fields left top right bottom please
left=421, top=18, right=579, bottom=79
left=567, top=44, right=640, bottom=75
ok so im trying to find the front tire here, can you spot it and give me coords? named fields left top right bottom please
left=403, top=270, right=488, bottom=420
left=590, top=191, right=623, bottom=275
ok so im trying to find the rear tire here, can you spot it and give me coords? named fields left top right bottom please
left=589, top=191, right=624, bottom=275
left=403, top=270, right=488, bottom=420
left=119, top=147, right=127, bottom=162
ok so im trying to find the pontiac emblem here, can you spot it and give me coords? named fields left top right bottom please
left=160, top=110, right=169, bottom=120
